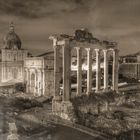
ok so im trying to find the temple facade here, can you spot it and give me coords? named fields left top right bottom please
left=0, top=23, right=27, bottom=83
left=50, top=29, right=119, bottom=121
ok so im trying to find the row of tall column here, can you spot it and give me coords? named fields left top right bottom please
left=76, top=48, right=119, bottom=95
left=53, top=40, right=119, bottom=102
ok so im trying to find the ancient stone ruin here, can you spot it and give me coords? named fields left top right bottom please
left=49, top=29, right=119, bottom=121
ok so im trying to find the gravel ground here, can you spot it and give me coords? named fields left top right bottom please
left=0, top=94, right=100, bottom=140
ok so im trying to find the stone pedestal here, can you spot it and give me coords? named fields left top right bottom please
left=60, top=101, right=75, bottom=121
left=52, top=99, right=76, bottom=122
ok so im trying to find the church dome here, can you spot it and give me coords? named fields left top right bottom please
left=3, top=23, right=22, bottom=50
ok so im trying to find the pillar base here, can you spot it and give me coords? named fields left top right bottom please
left=60, top=101, right=75, bottom=121
left=52, top=100, right=76, bottom=122
left=103, top=88, right=109, bottom=92
left=86, top=92, right=92, bottom=95
left=95, top=90, right=100, bottom=94
left=112, top=89, right=119, bottom=93
left=111, top=87, right=119, bottom=93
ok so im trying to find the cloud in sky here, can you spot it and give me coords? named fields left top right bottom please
left=0, top=0, right=140, bottom=55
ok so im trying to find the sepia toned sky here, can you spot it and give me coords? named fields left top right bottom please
left=0, top=0, right=140, bottom=56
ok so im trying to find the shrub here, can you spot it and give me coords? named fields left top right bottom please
left=11, top=98, right=43, bottom=110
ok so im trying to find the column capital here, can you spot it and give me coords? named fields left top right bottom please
left=95, top=48, right=101, bottom=52
left=86, top=48, right=92, bottom=52
left=49, top=35, right=58, bottom=47
left=75, top=47, right=82, bottom=51
left=61, top=39, right=70, bottom=47
left=111, top=48, right=119, bottom=53
left=103, top=49, right=108, bottom=53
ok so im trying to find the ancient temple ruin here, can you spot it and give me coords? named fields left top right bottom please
left=50, top=29, right=119, bottom=121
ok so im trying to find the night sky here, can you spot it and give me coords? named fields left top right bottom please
left=0, top=0, right=139, bottom=56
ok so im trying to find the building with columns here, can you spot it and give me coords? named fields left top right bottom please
left=0, top=23, right=27, bottom=83
left=50, top=29, right=119, bottom=120
left=0, top=23, right=56, bottom=98
left=24, top=51, right=55, bottom=97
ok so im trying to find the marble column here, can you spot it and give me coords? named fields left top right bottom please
left=40, top=70, right=43, bottom=95
left=86, top=48, right=92, bottom=95
left=95, top=49, right=101, bottom=92
left=26, top=69, right=29, bottom=93
left=27, top=69, right=30, bottom=93
left=112, top=49, right=119, bottom=92
left=29, top=71, right=32, bottom=92
left=42, top=70, right=45, bottom=96
left=76, top=47, right=82, bottom=96
left=103, top=49, right=108, bottom=91
left=38, top=70, right=41, bottom=96
left=62, top=40, right=71, bottom=101
left=2, top=65, right=6, bottom=82
left=34, top=70, right=37, bottom=96
left=54, top=45, right=60, bottom=98
left=2, top=65, right=3, bottom=81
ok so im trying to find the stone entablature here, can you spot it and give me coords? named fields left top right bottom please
left=24, top=57, right=44, bottom=69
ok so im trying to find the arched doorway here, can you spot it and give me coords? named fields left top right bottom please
left=30, top=73, right=35, bottom=94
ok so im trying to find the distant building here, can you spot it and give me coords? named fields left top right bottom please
left=24, top=51, right=55, bottom=97
left=120, top=55, right=137, bottom=63
left=0, top=23, right=57, bottom=98
left=119, top=53, right=140, bottom=79
left=0, top=23, right=27, bottom=83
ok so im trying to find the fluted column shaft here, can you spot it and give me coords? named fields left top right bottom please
left=112, top=49, right=119, bottom=92
left=76, top=47, right=82, bottom=96
left=42, top=70, right=45, bottom=95
left=86, top=48, right=92, bottom=94
left=103, top=49, right=108, bottom=91
left=37, top=70, right=41, bottom=96
left=26, top=69, right=29, bottom=93
left=62, top=40, right=71, bottom=101
left=54, top=45, right=60, bottom=98
left=34, top=70, right=37, bottom=95
left=95, top=49, right=101, bottom=92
